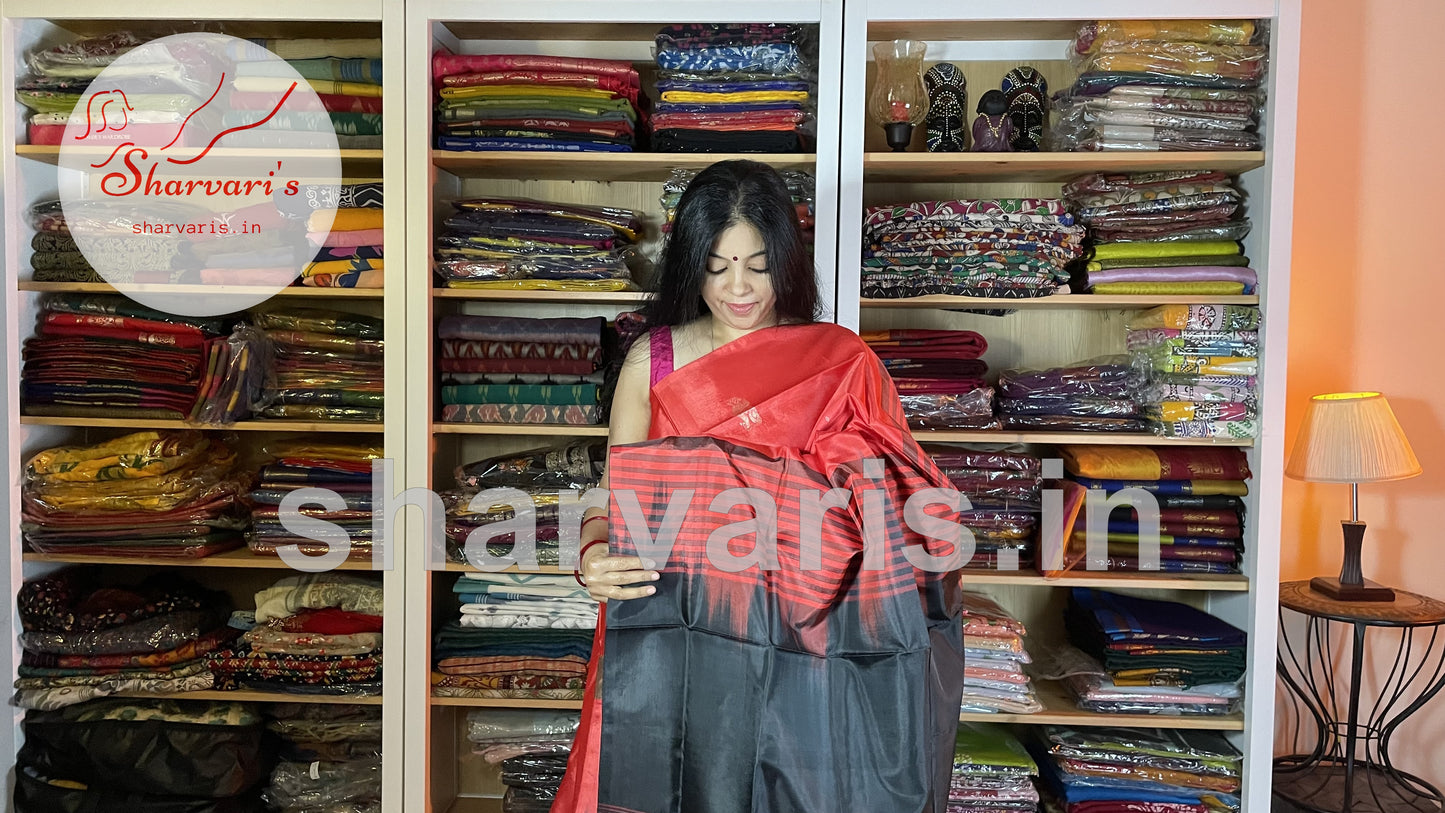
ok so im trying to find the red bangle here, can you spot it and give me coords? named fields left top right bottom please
left=574, top=537, right=609, bottom=587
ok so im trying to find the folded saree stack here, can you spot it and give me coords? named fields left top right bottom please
left=864, top=329, right=997, bottom=429
left=467, top=710, right=581, bottom=813
left=26, top=201, right=101, bottom=283
left=432, top=574, right=594, bottom=701
left=17, top=32, right=148, bottom=147
left=446, top=440, right=605, bottom=568
left=949, top=723, right=1040, bottom=813
left=434, top=198, right=641, bottom=292
left=1063, top=587, right=1246, bottom=716
left=432, top=52, right=640, bottom=152
left=1059, top=445, right=1249, bottom=574
left=651, top=24, right=813, bottom=153
left=254, top=307, right=385, bottom=422
left=929, top=447, right=1041, bottom=570
left=862, top=199, right=1085, bottom=299
left=1053, top=20, right=1266, bottom=151
left=248, top=439, right=382, bottom=561
left=1066, top=171, right=1255, bottom=295
left=1127, top=304, right=1260, bottom=438
left=228, top=39, right=384, bottom=150
left=437, top=314, right=607, bottom=425
left=997, top=360, right=1147, bottom=434
left=208, top=573, right=384, bottom=695
left=1032, top=726, right=1243, bottom=812
left=14, top=569, right=236, bottom=709
left=292, top=182, right=385, bottom=289
left=21, top=431, right=250, bottom=559
left=959, top=592, right=1041, bottom=714
left=21, top=295, right=232, bottom=420
left=263, top=704, right=383, bottom=813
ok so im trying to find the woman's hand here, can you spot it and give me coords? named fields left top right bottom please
left=580, top=541, right=659, bottom=603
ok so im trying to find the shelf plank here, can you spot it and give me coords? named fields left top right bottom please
left=862, top=294, right=1260, bottom=310
left=441, top=563, right=565, bottom=573
left=447, top=798, right=503, bottom=813
left=912, top=429, right=1253, bottom=447
left=23, top=549, right=379, bottom=571
left=863, top=151, right=1266, bottom=183
left=432, top=151, right=816, bottom=181
left=113, top=689, right=382, bottom=705
left=431, top=695, right=584, bottom=709
left=433, top=423, right=608, bottom=437
left=18, top=281, right=383, bottom=299
left=962, top=569, right=1249, bottom=592
left=961, top=680, right=1243, bottom=730
left=15, top=144, right=383, bottom=169
left=432, top=289, right=647, bottom=304
left=868, top=19, right=1082, bottom=43
left=19, top=416, right=382, bottom=433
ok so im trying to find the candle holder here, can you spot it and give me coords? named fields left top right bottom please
left=868, top=39, right=929, bottom=151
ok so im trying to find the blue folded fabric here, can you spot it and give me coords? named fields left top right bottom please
left=436, top=136, right=632, bottom=152
left=1070, top=587, right=1247, bottom=646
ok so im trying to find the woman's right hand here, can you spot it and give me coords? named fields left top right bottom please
left=580, top=543, right=659, bottom=603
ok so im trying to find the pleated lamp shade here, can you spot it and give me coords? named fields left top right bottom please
left=1286, top=392, right=1422, bottom=483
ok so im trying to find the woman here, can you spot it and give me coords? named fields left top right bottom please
left=552, top=160, right=964, bottom=813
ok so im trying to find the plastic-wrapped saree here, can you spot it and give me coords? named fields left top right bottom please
left=553, top=322, right=964, bottom=813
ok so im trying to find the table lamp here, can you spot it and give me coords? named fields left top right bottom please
left=1285, top=392, right=1422, bottom=602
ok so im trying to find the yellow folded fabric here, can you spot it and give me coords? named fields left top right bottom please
left=439, top=84, right=622, bottom=101
left=1092, top=282, right=1246, bottom=295
left=1091, top=240, right=1241, bottom=260
left=26, top=431, right=208, bottom=482
left=309, top=208, right=384, bottom=232
left=301, top=259, right=383, bottom=277
left=231, top=76, right=383, bottom=98
left=263, top=440, right=384, bottom=461
left=1081, top=20, right=1256, bottom=53
left=1058, top=447, right=1172, bottom=480
left=659, top=90, right=810, bottom=103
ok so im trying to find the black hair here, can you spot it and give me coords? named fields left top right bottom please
left=643, top=159, right=819, bottom=327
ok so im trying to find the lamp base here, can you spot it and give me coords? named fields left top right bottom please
left=884, top=122, right=914, bottom=151
left=1310, top=576, right=1396, bottom=602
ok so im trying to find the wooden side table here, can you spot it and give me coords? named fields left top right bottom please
left=1275, top=580, right=1445, bottom=813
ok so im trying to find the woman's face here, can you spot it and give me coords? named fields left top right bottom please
left=703, top=221, right=777, bottom=334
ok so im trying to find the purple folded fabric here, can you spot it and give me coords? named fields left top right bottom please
left=1087, top=265, right=1257, bottom=288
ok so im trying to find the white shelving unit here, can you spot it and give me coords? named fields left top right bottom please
left=0, top=2, right=1301, bottom=811
left=0, top=2, right=408, bottom=810
left=837, top=3, right=1301, bottom=811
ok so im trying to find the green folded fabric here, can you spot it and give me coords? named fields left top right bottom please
left=1088, top=254, right=1250, bottom=271
left=1091, top=240, right=1241, bottom=261
left=953, top=722, right=1037, bottom=772
left=441, top=384, right=599, bottom=406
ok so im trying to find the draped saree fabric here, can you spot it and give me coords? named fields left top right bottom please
left=554, top=323, right=965, bottom=813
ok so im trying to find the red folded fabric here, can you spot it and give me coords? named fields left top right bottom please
left=433, top=52, right=638, bottom=84
left=266, top=607, right=384, bottom=635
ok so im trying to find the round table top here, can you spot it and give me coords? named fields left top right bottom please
left=1280, top=580, right=1445, bottom=626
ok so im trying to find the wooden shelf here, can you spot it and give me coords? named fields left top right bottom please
left=23, top=548, right=379, bottom=570
left=446, top=798, right=503, bottom=813
left=912, top=429, right=1254, bottom=447
left=868, top=19, right=1082, bottom=43
left=962, top=568, right=1249, bottom=592
left=433, top=422, right=608, bottom=437
left=863, top=294, right=1260, bottom=310
left=15, top=144, right=383, bottom=171
left=114, top=689, right=382, bottom=705
left=18, top=281, right=383, bottom=299
left=863, top=151, right=1266, bottom=183
left=19, top=416, right=382, bottom=432
left=432, top=289, right=647, bottom=304
left=432, top=151, right=816, bottom=181
left=431, top=694, right=583, bottom=709
left=961, top=679, right=1243, bottom=731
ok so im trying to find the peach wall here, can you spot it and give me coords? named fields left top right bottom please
left=1281, top=0, right=1445, bottom=785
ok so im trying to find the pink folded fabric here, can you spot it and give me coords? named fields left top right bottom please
left=308, top=229, right=385, bottom=248
left=1088, top=265, right=1256, bottom=286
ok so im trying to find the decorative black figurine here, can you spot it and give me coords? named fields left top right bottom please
left=1002, top=66, right=1047, bottom=151
left=971, top=90, right=1013, bottom=152
left=924, top=63, right=967, bottom=152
